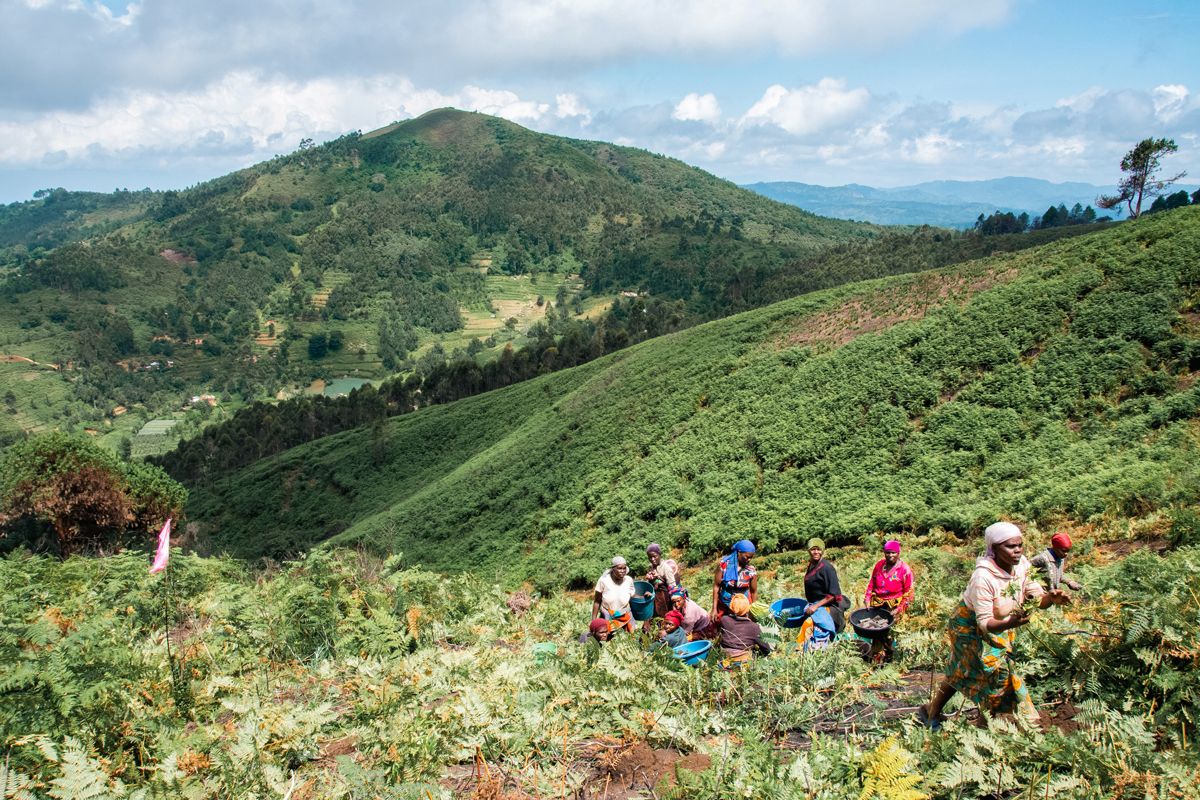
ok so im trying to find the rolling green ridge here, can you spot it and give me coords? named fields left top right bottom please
left=188, top=208, right=1200, bottom=587
left=0, top=109, right=877, bottom=446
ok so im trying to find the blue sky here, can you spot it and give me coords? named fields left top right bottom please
left=0, top=0, right=1196, bottom=203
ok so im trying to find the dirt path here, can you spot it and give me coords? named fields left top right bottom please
left=0, top=354, right=59, bottom=370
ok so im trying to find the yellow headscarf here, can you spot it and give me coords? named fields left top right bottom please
left=729, top=594, right=751, bottom=616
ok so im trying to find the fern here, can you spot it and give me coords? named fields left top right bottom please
left=0, top=758, right=35, bottom=800
left=47, top=738, right=113, bottom=800
left=858, top=737, right=925, bottom=800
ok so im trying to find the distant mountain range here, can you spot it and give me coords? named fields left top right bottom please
left=744, top=177, right=1199, bottom=228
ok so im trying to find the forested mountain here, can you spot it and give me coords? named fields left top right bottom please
left=186, top=208, right=1200, bottom=588
left=0, top=108, right=876, bottom=451
left=155, top=217, right=1108, bottom=484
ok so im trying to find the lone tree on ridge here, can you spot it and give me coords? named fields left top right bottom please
left=1097, top=137, right=1186, bottom=219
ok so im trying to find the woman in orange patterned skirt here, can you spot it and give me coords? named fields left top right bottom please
left=918, top=522, right=1068, bottom=729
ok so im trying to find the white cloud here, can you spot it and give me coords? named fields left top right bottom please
left=455, top=0, right=1013, bottom=66
left=0, top=0, right=1014, bottom=113
left=673, top=93, right=721, bottom=124
left=1153, top=84, right=1189, bottom=121
left=900, top=133, right=959, bottom=164
left=0, top=72, right=561, bottom=166
left=2, top=68, right=1196, bottom=201
left=554, top=93, right=590, bottom=121
left=458, top=86, right=549, bottom=122
left=1055, top=87, right=1106, bottom=113
left=740, top=79, right=871, bottom=137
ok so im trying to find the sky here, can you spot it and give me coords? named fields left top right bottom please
left=0, top=0, right=1197, bottom=203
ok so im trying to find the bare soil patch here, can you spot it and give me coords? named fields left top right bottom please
left=315, top=734, right=359, bottom=767
left=777, top=267, right=1020, bottom=349
left=578, top=740, right=711, bottom=799
left=442, top=740, right=712, bottom=799
left=160, top=249, right=196, bottom=264
left=1096, top=537, right=1170, bottom=558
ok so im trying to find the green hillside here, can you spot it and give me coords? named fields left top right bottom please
left=0, top=109, right=877, bottom=449
left=187, top=208, right=1200, bottom=586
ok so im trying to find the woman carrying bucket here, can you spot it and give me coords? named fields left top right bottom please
left=711, top=539, right=758, bottom=619
left=591, top=556, right=636, bottom=634
left=862, top=539, right=915, bottom=661
left=645, top=543, right=680, bottom=619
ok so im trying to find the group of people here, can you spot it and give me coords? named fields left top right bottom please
left=587, top=522, right=1083, bottom=727
left=587, top=535, right=919, bottom=666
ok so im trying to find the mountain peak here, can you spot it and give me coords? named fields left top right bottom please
left=362, top=107, right=515, bottom=147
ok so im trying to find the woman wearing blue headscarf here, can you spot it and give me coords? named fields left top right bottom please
left=711, top=539, right=758, bottom=619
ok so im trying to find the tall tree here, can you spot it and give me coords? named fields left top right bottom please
left=1097, top=138, right=1187, bottom=219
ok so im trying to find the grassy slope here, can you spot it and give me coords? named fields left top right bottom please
left=1, top=535, right=1196, bottom=798
left=189, top=209, right=1200, bottom=585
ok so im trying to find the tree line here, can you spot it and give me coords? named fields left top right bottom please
left=151, top=294, right=691, bottom=484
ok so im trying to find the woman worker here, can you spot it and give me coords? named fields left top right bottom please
left=717, top=594, right=772, bottom=668
left=803, top=538, right=848, bottom=632
left=592, top=555, right=637, bottom=635
left=919, top=522, right=1069, bottom=730
left=862, top=539, right=915, bottom=660
left=645, top=543, right=681, bottom=619
left=1030, top=532, right=1083, bottom=592
left=864, top=540, right=915, bottom=616
left=670, top=587, right=714, bottom=639
left=712, top=540, right=758, bottom=619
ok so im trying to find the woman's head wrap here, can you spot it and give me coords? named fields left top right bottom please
left=664, top=610, right=684, bottom=627
left=589, top=618, right=609, bottom=636
left=646, top=543, right=662, bottom=556
left=983, top=521, right=1022, bottom=559
left=1050, top=532, right=1073, bottom=551
left=807, top=537, right=826, bottom=551
left=611, top=555, right=627, bottom=568
left=723, top=540, right=756, bottom=582
left=670, top=586, right=688, bottom=600
left=729, top=594, right=751, bottom=616
left=883, top=540, right=901, bottom=553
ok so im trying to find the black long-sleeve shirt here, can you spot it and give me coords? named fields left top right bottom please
left=803, top=559, right=843, bottom=605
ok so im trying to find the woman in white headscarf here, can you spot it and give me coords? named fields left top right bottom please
left=918, top=522, right=1069, bottom=730
left=592, top=555, right=636, bottom=634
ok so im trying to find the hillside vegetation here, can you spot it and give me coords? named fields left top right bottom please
left=187, top=208, right=1200, bottom=587
left=0, top=109, right=876, bottom=448
left=1, top=528, right=1196, bottom=798
left=150, top=218, right=1106, bottom=487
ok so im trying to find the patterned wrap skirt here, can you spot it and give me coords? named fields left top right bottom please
left=943, top=601, right=1038, bottom=725
left=652, top=583, right=673, bottom=618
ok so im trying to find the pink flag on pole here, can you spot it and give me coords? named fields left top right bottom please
left=149, top=518, right=171, bottom=574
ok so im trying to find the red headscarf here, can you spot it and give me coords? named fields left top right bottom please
left=1051, top=532, right=1072, bottom=551
left=589, top=618, right=609, bottom=636
left=664, top=610, right=684, bottom=627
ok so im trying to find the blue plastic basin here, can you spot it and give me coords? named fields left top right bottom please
left=672, top=640, right=712, bottom=667
left=770, top=598, right=809, bottom=628
left=629, top=580, right=656, bottom=621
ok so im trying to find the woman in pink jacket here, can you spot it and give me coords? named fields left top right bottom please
left=862, top=539, right=914, bottom=661
left=863, top=539, right=914, bottom=617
